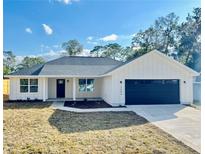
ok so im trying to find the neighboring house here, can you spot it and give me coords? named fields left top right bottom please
left=5, top=50, right=199, bottom=106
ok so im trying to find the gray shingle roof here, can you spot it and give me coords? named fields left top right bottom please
left=9, top=56, right=123, bottom=76
left=9, top=64, right=44, bottom=75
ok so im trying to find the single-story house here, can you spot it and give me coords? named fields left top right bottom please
left=5, top=50, right=199, bottom=106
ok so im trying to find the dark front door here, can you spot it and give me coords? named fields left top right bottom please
left=56, top=79, right=65, bottom=98
left=125, top=79, right=180, bottom=105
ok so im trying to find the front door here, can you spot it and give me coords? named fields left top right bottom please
left=56, top=79, right=65, bottom=98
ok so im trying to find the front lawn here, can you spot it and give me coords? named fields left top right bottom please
left=3, top=102, right=198, bottom=154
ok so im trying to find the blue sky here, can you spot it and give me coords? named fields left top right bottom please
left=3, top=0, right=200, bottom=60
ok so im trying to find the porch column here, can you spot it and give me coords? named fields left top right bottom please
left=43, top=77, right=48, bottom=102
left=73, top=77, right=76, bottom=100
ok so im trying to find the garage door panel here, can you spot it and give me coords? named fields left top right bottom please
left=125, top=79, right=180, bottom=105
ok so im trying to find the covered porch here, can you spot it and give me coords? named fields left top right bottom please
left=44, top=77, right=104, bottom=102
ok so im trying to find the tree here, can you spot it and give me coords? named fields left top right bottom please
left=131, top=13, right=179, bottom=58
left=3, top=51, right=16, bottom=75
left=120, top=46, right=134, bottom=61
left=17, top=56, right=45, bottom=70
left=102, top=43, right=123, bottom=60
left=154, top=13, right=179, bottom=54
left=62, top=40, right=83, bottom=56
left=90, top=43, right=124, bottom=60
left=178, top=8, right=201, bottom=71
left=132, top=27, right=156, bottom=55
left=90, top=45, right=104, bottom=57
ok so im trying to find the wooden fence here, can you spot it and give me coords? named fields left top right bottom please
left=3, top=79, right=10, bottom=101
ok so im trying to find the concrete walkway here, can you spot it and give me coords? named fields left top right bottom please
left=51, top=102, right=200, bottom=153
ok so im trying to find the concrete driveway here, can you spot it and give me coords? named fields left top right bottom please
left=127, top=105, right=201, bottom=153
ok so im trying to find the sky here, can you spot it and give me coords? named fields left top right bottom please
left=3, top=0, right=200, bottom=61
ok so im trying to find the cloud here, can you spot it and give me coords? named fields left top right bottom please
left=25, top=28, right=32, bottom=34
left=87, top=36, right=93, bottom=41
left=55, top=0, right=79, bottom=5
left=85, top=33, right=135, bottom=46
left=42, top=24, right=53, bottom=35
left=79, top=49, right=91, bottom=56
left=100, top=34, right=118, bottom=42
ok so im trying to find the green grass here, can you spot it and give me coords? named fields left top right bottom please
left=4, top=102, right=198, bottom=154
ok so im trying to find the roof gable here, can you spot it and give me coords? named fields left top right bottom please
left=152, top=50, right=199, bottom=76
left=105, top=50, right=199, bottom=76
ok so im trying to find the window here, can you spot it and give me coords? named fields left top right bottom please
left=165, top=80, right=178, bottom=84
left=20, top=79, right=28, bottom=93
left=79, top=79, right=86, bottom=92
left=79, top=79, right=94, bottom=92
left=20, top=79, right=38, bottom=93
left=87, top=79, right=94, bottom=92
left=30, top=79, right=38, bottom=92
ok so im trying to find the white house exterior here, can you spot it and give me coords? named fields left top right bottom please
left=6, top=50, right=199, bottom=106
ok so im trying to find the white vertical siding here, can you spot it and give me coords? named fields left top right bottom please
left=100, top=76, right=113, bottom=105
left=9, top=77, right=44, bottom=100
left=48, top=78, right=56, bottom=98
left=66, top=78, right=73, bottom=98
left=109, top=52, right=194, bottom=105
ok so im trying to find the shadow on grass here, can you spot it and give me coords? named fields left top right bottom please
left=3, top=102, right=52, bottom=110
left=48, top=109, right=148, bottom=133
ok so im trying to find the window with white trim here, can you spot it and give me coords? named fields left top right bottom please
left=20, top=79, right=38, bottom=93
left=79, top=79, right=94, bottom=92
left=30, top=79, right=38, bottom=92
left=20, top=79, right=28, bottom=93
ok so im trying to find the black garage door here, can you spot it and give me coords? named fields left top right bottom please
left=125, top=79, right=180, bottom=105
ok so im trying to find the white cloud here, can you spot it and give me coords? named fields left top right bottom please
left=25, top=28, right=32, bottom=34
left=63, top=0, right=72, bottom=4
left=87, top=36, right=93, bottom=41
left=78, top=49, right=91, bottom=56
left=42, top=24, right=53, bottom=35
left=100, top=34, right=118, bottom=41
left=55, top=0, right=79, bottom=5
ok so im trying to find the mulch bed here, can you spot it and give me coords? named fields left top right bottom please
left=64, top=100, right=126, bottom=109
left=6, top=99, right=43, bottom=103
